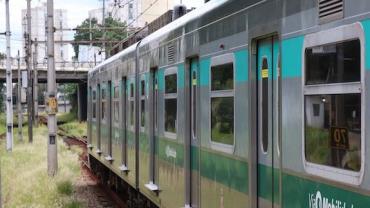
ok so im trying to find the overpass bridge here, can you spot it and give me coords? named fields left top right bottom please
left=0, top=62, right=92, bottom=83
left=0, top=61, right=96, bottom=121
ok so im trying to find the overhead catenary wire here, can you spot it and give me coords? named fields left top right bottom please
left=111, top=0, right=162, bottom=50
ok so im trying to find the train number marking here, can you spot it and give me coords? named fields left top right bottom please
left=330, top=127, right=349, bottom=150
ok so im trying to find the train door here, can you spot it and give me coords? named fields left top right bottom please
left=185, top=58, right=200, bottom=208
left=111, top=81, right=121, bottom=162
left=88, top=86, right=91, bottom=146
left=256, top=36, right=280, bottom=207
left=146, top=68, right=159, bottom=190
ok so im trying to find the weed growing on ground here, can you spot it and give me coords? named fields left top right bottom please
left=57, top=180, right=73, bottom=196
left=0, top=123, right=84, bottom=207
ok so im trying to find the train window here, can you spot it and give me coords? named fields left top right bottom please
left=210, top=63, right=234, bottom=146
left=141, top=100, right=145, bottom=128
left=164, top=71, right=177, bottom=136
left=165, top=99, right=177, bottom=133
left=129, top=82, right=134, bottom=128
left=192, top=70, right=197, bottom=139
left=305, top=94, right=361, bottom=172
left=130, top=101, right=134, bottom=127
left=114, top=86, right=119, bottom=99
left=101, top=86, right=107, bottom=121
left=141, top=79, right=146, bottom=129
left=101, top=102, right=106, bottom=121
left=114, top=101, right=119, bottom=122
left=113, top=85, right=119, bottom=123
left=141, top=80, right=145, bottom=96
left=102, top=88, right=106, bottom=100
left=211, top=97, right=234, bottom=145
left=305, top=40, right=360, bottom=85
left=92, top=90, right=97, bottom=119
left=211, top=63, right=234, bottom=91
left=92, top=103, right=96, bottom=119
left=165, top=74, right=177, bottom=94
left=303, top=28, right=364, bottom=183
left=130, top=83, right=134, bottom=98
left=261, top=57, right=269, bottom=153
left=93, top=90, right=96, bottom=100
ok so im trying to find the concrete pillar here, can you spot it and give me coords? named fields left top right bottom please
left=77, top=83, right=87, bottom=121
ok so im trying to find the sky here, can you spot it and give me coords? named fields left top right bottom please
left=0, top=0, right=204, bottom=57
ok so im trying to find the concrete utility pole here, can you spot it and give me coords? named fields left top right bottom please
left=5, top=0, right=13, bottom=151
left=26, top=0, right=33, bottom=143
left=46, top=0, right=58, bottom=176
left=33, top=38, right=38, bottom=127
left=102, top=0, right=106, bottom=59
left=17, top=50, right=23, bottom=142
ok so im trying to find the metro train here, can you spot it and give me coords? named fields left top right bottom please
left=87, top=0, right=370, bottom=207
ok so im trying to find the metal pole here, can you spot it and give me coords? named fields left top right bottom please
left=89, top=14, right=92, bottom=48
left=102, top=0, right=106, bottom=59
left=17, top=50, right=23, bottom=142
left=64, top=84, right=66, bottom=112
left=5, top=0, right=13, bottom=151
left=26, top=0, right=33, bottom=143
left=47, top=0, right=58, bottom=176
left=33, top=38, right=38, bottom=127
left=94, top=53, right=96, bottom=66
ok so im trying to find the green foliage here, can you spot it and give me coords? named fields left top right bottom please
left=57, top=180, right=73, bottom=196
left=73, top=17, right=128, bottom=58
left=305, top=127, right=330, bottom=164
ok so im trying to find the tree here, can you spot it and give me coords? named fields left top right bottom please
left=0, top=52, right=5, bottom=61
left=73, top=17, right=128, bottom=58
left=0, top=83, right=4, bottom=112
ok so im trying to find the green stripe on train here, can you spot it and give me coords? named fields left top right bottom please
left=95, top=123, right=249, bottom=194
left=258, top=164, right=280, bottom=204
left=156, top=137, right=249, bottom=194
left=282, top=172, right=370, bottom=208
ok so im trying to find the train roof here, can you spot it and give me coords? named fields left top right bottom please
left=139, top=0, right=228, bottom=46
left=88, top=0, right=228, bottom=75
left=89, top=42, right=138, bottom=75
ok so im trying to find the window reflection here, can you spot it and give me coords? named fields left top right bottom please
left=305, top=94, right=361, bottom=172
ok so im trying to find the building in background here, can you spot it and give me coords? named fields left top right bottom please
left=21, top=3, right=69, bottom=66
left=88, top=0, right=174, bottom=28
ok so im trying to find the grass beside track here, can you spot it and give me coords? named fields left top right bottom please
left=59, top=121, right=87, bottom=139
left=0, top=121, right=85, bottom=207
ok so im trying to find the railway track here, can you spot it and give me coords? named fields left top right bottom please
left=38, top=116, right=126, bottom=208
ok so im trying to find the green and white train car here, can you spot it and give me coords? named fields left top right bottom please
left=87, top=0, right=370, bottom=207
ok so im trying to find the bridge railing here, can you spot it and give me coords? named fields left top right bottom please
left=0, top=59, right=98, bottom=71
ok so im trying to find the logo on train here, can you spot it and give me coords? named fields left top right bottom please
left=165, top=145, right=177, bottom=159
left=308, top=191, right=354, bottom=208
